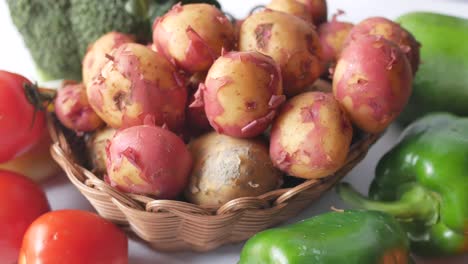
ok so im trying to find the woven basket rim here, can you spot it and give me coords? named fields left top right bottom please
left=47, top=114, right=381, bottom=216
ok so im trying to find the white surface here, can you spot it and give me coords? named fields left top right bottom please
left=1, top=0, right=468, bottom=263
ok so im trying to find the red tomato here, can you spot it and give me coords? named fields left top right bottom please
left=0, top=70, right=46, bottom=163
left=19, top=210, right=128, bottom=264
left=0, top=170, right=50, bottom=263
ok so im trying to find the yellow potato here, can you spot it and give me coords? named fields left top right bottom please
left=270, top=92, right=353, bottom=179
left=82, top=32, right=134, bottom=88
left=296, top=0, right=328, bottom=25
left=239, top=10, right=323, bottom=96
left=153, top=3, right=235, bottom=73
left=202, top=51, right=284, bottom=138
left=86, top=127, right=116, bottom=175
left=266, top=0, right=312, bottom=22
left=185, top=132, right=283, bottom=207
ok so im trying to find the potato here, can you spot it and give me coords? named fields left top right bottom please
left=185, top=72, right=212, bottom=136
left=86, top=43, right=187, bottom=131
left=106, top=125, right=192, bottom=198
left=200, top=51, right=285, bottom=138
left=346, top=17, right=420, bottom=74
left=266, top=0, right=312, bottom=22
left=185, top=132, right=283, bottom=207
left=146, top=42, right=158, bottom=52
left=303, top=78, right=332, bottom=93
left=318, top=17, right=354, bottom=64
left=153, top=3, right=235, bottom=73
left=296, top=0, right=327, bottom=25
left=333, top=35, right=412, bottom=133
left=54, top=82, right=103, bottom=132
left=186, top=99, right=211, bottom=137
left=233, top=19, right=244, bottom=47
left=270, top=92, right=353, bottom=179
left=82, top=32, right=135, bottom=88
left=86, top=127, right=116, bottom=175
left=239, top=10, right=323, bottom=96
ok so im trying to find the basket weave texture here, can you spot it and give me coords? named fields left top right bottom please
left=48, top=115, right=380, bottom=252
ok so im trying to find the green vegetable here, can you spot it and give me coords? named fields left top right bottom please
left=396, top=12, right=468, bottom=125
left=239, top=210, right=412, bottom=264
left=338, top=113, right=468, bottom=256
left=7, top=0, right=220, bottom=81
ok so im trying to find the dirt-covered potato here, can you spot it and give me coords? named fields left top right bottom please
left=153, top=3, right=235, bottom=73
left=197, top=51, right=285, bottom=138
left=318, top=17, right=353, bottom=65
left=82, top=32, right=134, bottom=88
left=239, top=10, right=323, bottom=96
left=185, top=132, right=283, bottom=207
left=333, top=35, right=413, bottom=133
left=266, top=0, right=312, bottom=22
left=106, top=125, right=192, bottom=198
left=86, top=127, right=116, bottom=175
left=297, top=0, right=327, bottom=25
left=270, top=92, right=353, bottom=179
left=54, top=82, right=103, bottom=132
left=86, top=43, right=187, bottom=131
left=346, top=17, right=420, bottom=74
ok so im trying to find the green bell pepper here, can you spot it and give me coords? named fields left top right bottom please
left=396, top=12, right=468, bottom=125
left=338, top=113, right=468, bottom=256
left=239, top=210, right=412, bottom=264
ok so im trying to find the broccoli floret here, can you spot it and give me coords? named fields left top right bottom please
left=69, top=0, right=151, bottom=57
left=7, top=0, right=82, bottom=81
left=7, top=0, right=221, bottom=81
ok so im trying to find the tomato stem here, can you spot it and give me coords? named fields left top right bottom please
left=23, top=83, right=56, bottom=129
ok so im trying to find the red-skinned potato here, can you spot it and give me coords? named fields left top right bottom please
left=346, top=17, right=420, bottom=74
left=318, top=14, right=354, bottom=65
left=106, top=125, right=192, bottom=198
left=233, top=19, right=244, bottom=48
left=270, top=92, right=353, bottom=179
left=82, top=32, right=135, bottom=87
left=239, top=10, right=323, bottom=96
left=153, top=3, right=235, bottom=73
left=55, top=82, right=103, bottom=132
left=186, top=95, right=212, bottom=136
left=266, top=0, right=312, bottom=22
left=87, top=43, right=187, bottom=131
left=197, top=51, right=285, bottom=138
left=296, top=0, right=328, bottom=25
left=146, top=42, right=159, bottom=53
left=87, top=127, right=116, bottom=175
left=333, top=35, right=413, bottom=133
left=185, top=132, right=283, bottom=207
left=186, top=72, right=212, bottom=135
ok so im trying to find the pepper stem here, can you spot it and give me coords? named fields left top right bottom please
left=337, top=182, right=439, bottom=225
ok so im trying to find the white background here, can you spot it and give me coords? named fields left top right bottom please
left=1, top=0, right=468, bottom=263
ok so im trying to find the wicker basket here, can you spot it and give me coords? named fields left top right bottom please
left=48, top=112, right=380, bottom=252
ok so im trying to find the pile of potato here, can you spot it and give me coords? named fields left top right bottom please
left=53, top=0, right=418, bottom=206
